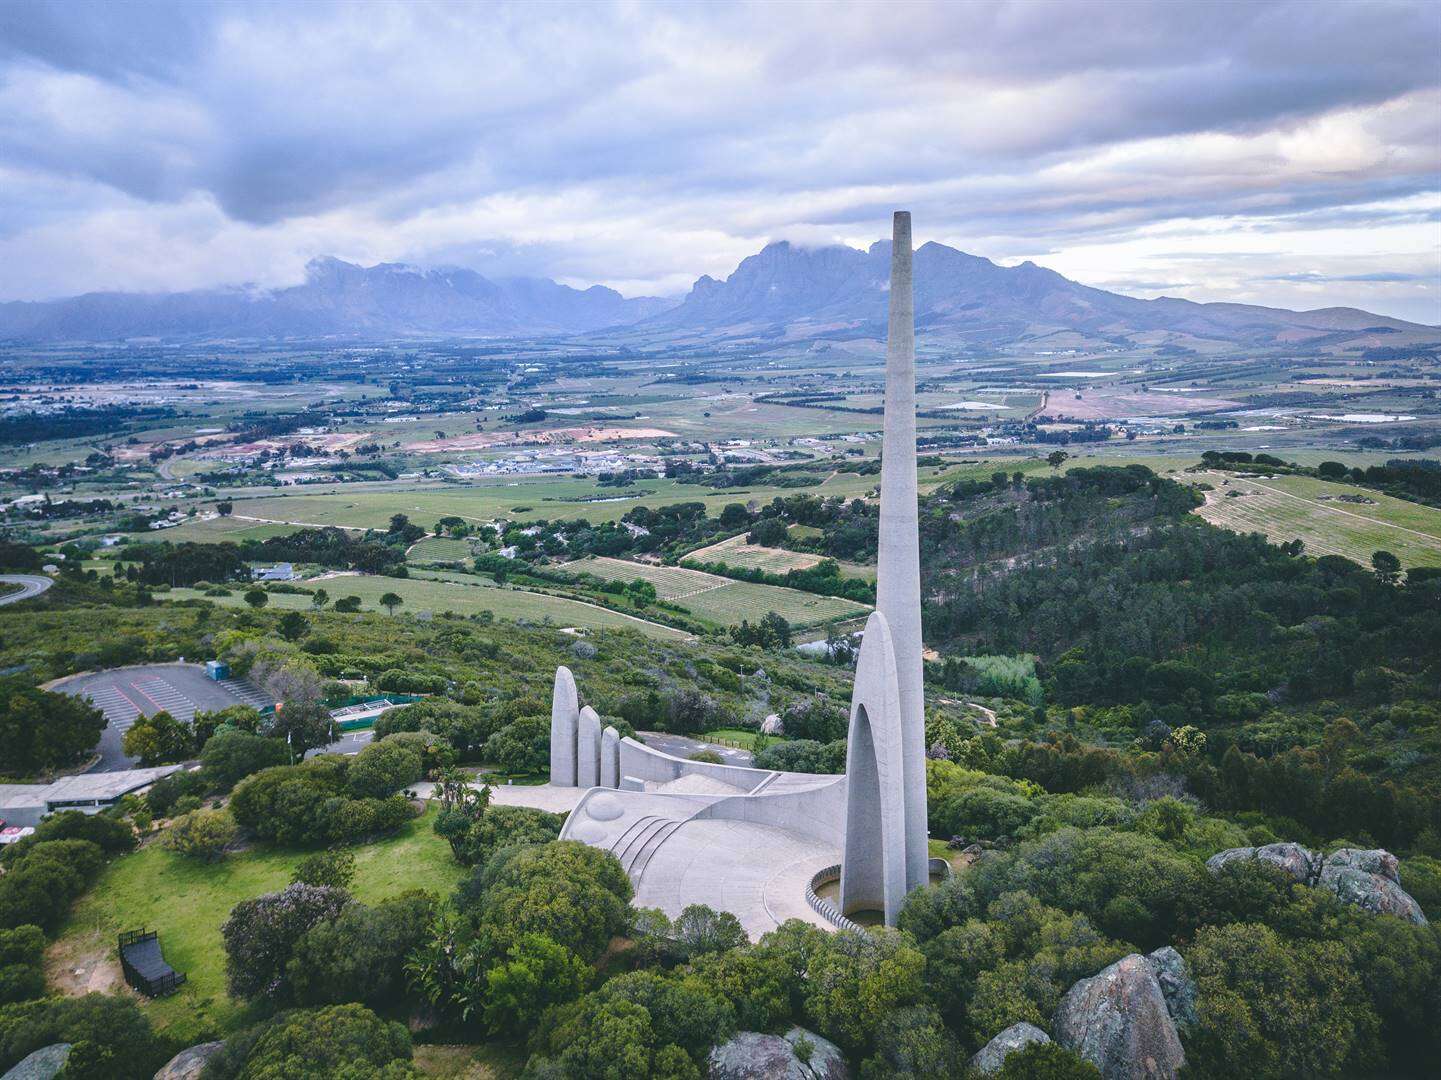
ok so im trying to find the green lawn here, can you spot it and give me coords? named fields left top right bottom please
left=50, top=806, right=465, bottom=1043
left=699, top=728, right=768, bottom=750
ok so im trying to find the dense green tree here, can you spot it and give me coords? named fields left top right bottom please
left=347, top=738, right=424, bottom=798
left=288, top=892, right=436, bottom=1009
left=121, top=709, right=193, bottom=765
left=222, top=883, right=350, bottom=1001
left=436, top=802, right=561, bottom=867
left=472, top=842, right=632, bottom=963
left=0, top=994, right=168, bottom=1080
left=482, top=715, right=550, bottom=775
left=803, top=928, right=927, bottom=1056
left=1185, top=922, right=1380, bottom=1079
left=0, top=926, right=45, bottom=1005
left=780, top=695, right=847, bottom=742
left=201, top=729, right=289, bottom=790
left=0, top=682, right=105, bottom=775
left=993, top=1042, right=1101, bottom=1079
left=481, top=932, right=591, bottom=1033
left=205, top=1003, right=419, bottom=1080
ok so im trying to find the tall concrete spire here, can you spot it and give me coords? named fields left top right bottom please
left=841, top=211, right=930, bottom=924
left=877, top=210, right=929, bottom=894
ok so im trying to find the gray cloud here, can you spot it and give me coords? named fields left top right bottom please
left=0, top=0, right=1437, bottom=321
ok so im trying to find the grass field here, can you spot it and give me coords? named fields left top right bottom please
left=1192, top=472, right=1441, bottom=569
left=560, top=555, right=869, bottom=629
left=164, top=572, right=691, bottom=639
left=49, top=806, right=465, bottom=1042
left=213, top=458, right=994, bottom=534
left=685, top=533, right=875, bottom=580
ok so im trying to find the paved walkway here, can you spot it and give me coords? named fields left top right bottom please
left=483, top=782, right=587, bottom=813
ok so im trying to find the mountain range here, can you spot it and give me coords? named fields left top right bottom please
left=1, top=243, right=1434, bottom=351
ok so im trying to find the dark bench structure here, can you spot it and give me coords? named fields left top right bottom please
left=118, top=929, right=186, bottom=997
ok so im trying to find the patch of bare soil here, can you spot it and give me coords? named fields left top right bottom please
left=45, top=929, right=127, bottom=998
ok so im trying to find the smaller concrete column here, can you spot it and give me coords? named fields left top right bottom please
left=600, top=726, right=620, bottom=788
left=577, top=706, right=602, bottom=788
left=549, top=666, right=579, bottom=786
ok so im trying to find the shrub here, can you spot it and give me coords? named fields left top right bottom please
left=0, top=840, right=104, bottom=933
left=347, top=738, right=424, bottom=798
left=200, top=729, right=289, bottom=790
left=0, top=994, right=168, bottom=1080
left=0, top=927, right=45, bottom=1005
left=438, top=802, right=563, bottom=867
left=203, top=1003, right=416, bottom=1080
left=230, top=759, right=410, bottom=847
left=374, top=668, right=448, bottom=694
left=292, top=849, right=356, bottom=891
left=161, top=808, right=237, bottom=861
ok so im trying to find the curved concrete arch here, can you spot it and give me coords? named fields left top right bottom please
left=549, top=666, right=579, bottom=786
left=840, top=611, right=909, bottom=925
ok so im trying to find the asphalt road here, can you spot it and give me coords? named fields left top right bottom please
left=0, top=575, right=52, bottom=606
left=638, top=731, right=754, bottom=768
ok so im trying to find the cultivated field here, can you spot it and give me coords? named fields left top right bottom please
left=406, top=535, right=475, bottom=564
left=1192, top=472, right=1441, bottom=569
left=163, top=572, right=691, bottom=639
left=561, top=555, right=870, bottom=629
left=685, top=533, right=874, bottom=579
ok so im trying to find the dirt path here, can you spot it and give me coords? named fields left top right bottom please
left=967, top=702, right=998, bottom=727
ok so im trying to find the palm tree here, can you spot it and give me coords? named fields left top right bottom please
left=380, top=591, right=404, bottom=616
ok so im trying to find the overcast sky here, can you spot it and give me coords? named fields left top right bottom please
left=1, top=0, right=1438, bottom=322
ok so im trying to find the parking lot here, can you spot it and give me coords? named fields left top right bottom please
left=50, top=663, right=272, bottom=771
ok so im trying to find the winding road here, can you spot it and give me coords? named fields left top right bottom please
left=0, top=574, right=52, bottom=606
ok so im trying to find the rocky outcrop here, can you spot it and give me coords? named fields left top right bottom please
left=1, top=1044, right=71, bottom=1080
left=1204, top=841, right=1318, bottom=884
left=154, top=1042, right=224, bottom=1080
left=968, top=1022, right=1051, bottom=1075
left=1319, top=848, right=1427, bottom=925
left=708, top=1027, right=848, bottom=1080
left=1054, top=950, right=1191, bottom=1080
left=1204, top=844, right=1427, bottom=925
left=760, top=714, right=784, bottom=736
left=1145, top=947, right=1197, bottom=1030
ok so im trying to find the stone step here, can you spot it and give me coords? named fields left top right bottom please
left=629, top=819, right=684, bottom=882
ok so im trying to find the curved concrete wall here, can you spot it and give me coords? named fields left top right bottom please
left=694, top=772, right=846, bottom=849
left=617, top=736, right=774, bottom=792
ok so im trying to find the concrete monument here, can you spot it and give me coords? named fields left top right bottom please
left=503, top=211, right=932, bottom=935
left=549, top=666, right=578, bottom=786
